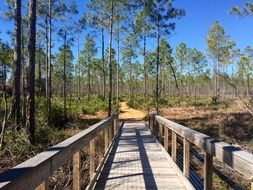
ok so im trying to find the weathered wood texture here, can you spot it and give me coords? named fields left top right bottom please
left=164, top=127, right=169, bottom=151
left=0, top=113, right=119, bottom=190
left=154, top=115, right=253, bottom=180
left=204, top=152, right=213, bottom=190
left=89, top=139, right=95, bottom=181
left=94, top=121, right=194, bottom=190
left=73, top=151, right=81, bottom=190
left=172, top=131, right=177, bottom=162
left=183, top=139, right=190, bottom=178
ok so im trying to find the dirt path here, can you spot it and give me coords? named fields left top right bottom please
left=119, top=102, right=147, bottom=120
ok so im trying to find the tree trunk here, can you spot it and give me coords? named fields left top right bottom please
left=102, top=28, right=106, bottom=99
left=63, top=31, right=67, bottom=118
left=107, top=0, right=114, bottom=117
left=26, top=0, right=36, bottom=144
left=45, top=17, right=49, bottom=102
left=156, top=22, right=160, bottom=114
left=0, top=61, right=8, bottom=149
left=11, top=0, right=22, bottom=125
left=143, top=33, right=147, bottom=99
left=247, top=62, right=250, bottom=97
left=180, top=62, right=184, bottom=98
left=130, top=59, right=133, bottom=99
left=168, top=60, right=179, bottom=97
left=38, top=46, right=42, bottom=95
left=47, top=0, right=52, bottom=122
left=21, top=25, right=26, bottom=127
left=116, top=29, right=120, bottom=110
left=88, top=60, right=91, bottom=101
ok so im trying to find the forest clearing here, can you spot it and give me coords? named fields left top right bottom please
left=1, top=0, right=253, bottom=190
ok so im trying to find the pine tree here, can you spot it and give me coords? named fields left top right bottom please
left=26, top=0, right=36, bottom=144
left=145, top=0, right=185, bottom=113
left=11, top=0, right=22, bottom=125
left=82, top=34, right=97, bottom=101
left=206, top=21, right=230, bottom=97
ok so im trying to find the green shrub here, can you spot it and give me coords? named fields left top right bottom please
left=81, top=97, right=108, bottom=115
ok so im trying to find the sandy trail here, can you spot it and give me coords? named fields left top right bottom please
left=119, top=102, right=147, bottom=120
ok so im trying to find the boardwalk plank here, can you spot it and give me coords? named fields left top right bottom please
left=94, top=121, right=194, bottom=190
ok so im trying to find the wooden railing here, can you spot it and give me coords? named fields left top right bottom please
left=0, top=113, right=119, bottom=190
left=148, top=113, right=253, bottom=190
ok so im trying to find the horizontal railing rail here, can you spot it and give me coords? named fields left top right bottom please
left=148, top=113, right=253, bottom=190
left=0, top=113, right=119, bottom=190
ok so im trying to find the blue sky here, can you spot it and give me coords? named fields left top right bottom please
left=0, top=0, right=252, bottom=66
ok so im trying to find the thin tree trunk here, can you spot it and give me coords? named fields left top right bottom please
left=247, top=62, right=250, bottom=97
left=38, top=46, right=42, bottom=95
left=108, top=0, right=114, bottom=117
left=88, top=60, right=91, bottom=101
left=180, top=62, right=184, bottom=98
left=168, top=61, right=179, bottom=97
left=26, top=0, right=36, bottom=144
left=102, top=28, right=105, bottom=99
left=0, top=62, right=8, bottom=149
left=143, top=33, right=147, bottom=100
left=11, top=0, right=22, bottom=125
left=77, top=33, right=81, bottom=100
left=116, top=29, right=120, bottom=110
left=47, top=0, right=52, bottom=122
left=156, top=21, right=160, bottom=114
left=63, top=31, right=67, bottom=118
left=21, top=25, right=26, bottom=127
left=130, top=58, right=133, bottom=99
left=45, top=18, right=49, bottom=98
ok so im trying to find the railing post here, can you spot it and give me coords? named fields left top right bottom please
left=164, top=126, right=168, bottom=151
left=104, top=127, right=109, bottom=151
left=251, top=181, right=253, bottom=190
left=73, top=150, right=81, bottom=190
left=183, top=139, right=190, bottom=177
left=35, top=180, right=48, bottom=190
left=148, top=116, right=150, bottom=128
left=108, top=124, right=112, bottom=143
left=150, top=115, right=153, bottom=131
left=159, top=123, right=163, bottom=141
left=113, top=118, right=117, bottom=136
left=172, top=131, right=177, bottom=162
left=204, top=152, right=213, bottom=190
left=152, top=115, right=155, bottom=134
left=89, top=138, right=95, bottom=181
left=99, top=131, right=104, bottom=161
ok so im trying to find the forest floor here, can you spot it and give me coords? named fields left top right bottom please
left=160, top=101, right=253, bottom=153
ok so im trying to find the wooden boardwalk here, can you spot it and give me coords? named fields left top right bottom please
left=94, top=121, right=194, bottom=190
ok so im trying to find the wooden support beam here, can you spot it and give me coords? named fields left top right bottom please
left=108, top=125, right=112, bottom=143
left=113, top=118, right=117, bottom=136
left=73, top=151, right=81, bottom=190
left=164, top=127, right=168, bottom=151
left=172, top=131, right=177, bottom=162
left=159, top=123, right=163, bottom=141
left=204, top=152, right=213, bottom=190
left=35, top=179, right=48, bottom=190
left=89, top=139, right=95, bottom=181
left=104, top=128, right=109, bottom=151
left=99, top=131, right=104, bottom=161
left=183, top=139, right=190, bottom=178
